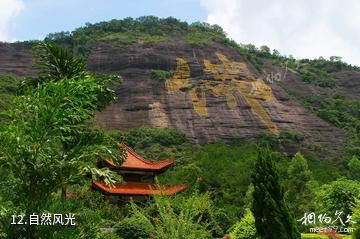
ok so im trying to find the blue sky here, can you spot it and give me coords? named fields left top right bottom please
left=2, top=0, right=360, bottom=66
left=9, top=0, right=207, bottom=40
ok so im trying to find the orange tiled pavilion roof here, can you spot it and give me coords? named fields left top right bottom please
left=104, top=144, right=175, bottom=172
left=92, top=181, right=187, bottom=196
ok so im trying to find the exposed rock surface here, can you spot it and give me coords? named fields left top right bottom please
left=0, top=40, right=353, bottom=156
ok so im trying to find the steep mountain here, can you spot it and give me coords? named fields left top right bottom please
left=0, top=17, right=358, bottom=157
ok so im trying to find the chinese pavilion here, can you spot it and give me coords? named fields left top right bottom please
left=92, top=143, right=187, bottom=203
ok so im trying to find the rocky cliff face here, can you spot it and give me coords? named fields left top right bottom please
left=0, top=40, right=352, bottom=156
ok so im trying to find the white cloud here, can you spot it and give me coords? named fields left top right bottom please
left=0, top=0, right=24, bottom=42
left=201, top=0, right=360, bottom=66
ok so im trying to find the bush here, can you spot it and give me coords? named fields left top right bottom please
left=149, top=69, right=174, bottom=80
left=316, top=178, right=360, bottom=223
left=125, top=127, right=187, bottom=148
left=114, top=217, right=151, bottom=239
left=300, top=67, right=337, bottom=88
left=230, top=209, right=257, bottom=239
left=125, top=193, right=215, bottom=239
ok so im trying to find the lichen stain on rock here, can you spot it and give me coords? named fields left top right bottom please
left=189, top=88, right=208, bottom=117
left=165, top=53, right=278, bottom=134
left=165, top=58, right=191, bottom=93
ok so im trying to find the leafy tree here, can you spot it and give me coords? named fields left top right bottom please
left=251, top=147, right=300, bottom=239
left=259, top=45, right=271, bottom=57
left=285, top=153, right=315, bottom=219
left=0, top=78, right=125, bottom=238
left=329, top=56, right=342, bottom=62
left=0, top=42, right=125, bottom=238
left=25, top=42, right=123, bottom=200
left=316, top=178, right=360, bottom=224
left=349, top=156, right=360, bottom=180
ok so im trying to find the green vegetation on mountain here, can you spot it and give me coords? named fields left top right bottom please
left=0, top=74, right=17, bottom=111
left=304, top=94, right=360, bottom=136
left=247, top=44, right=360, bottom=87
left=1, top=16, right=360, bottom=238
left=301, top=93, right=360, bottom=158
left=149, top=69, right=174, bottom=81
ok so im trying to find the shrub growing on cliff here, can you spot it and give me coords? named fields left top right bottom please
left=149, top=69, right=174, bottom=80
left=125, top=127, right=187, bottom=148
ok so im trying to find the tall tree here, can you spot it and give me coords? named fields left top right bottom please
left=285, top=153, right=315, bottom=218
left=24, top=42, right=123, bottom=200
left=0, top=42, right=125, bottom=238
left=349, top=156, right=360, bottom=180
left=251, top=147, right=300, bottom=239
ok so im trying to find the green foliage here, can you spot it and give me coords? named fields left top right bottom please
left=185, top=31, right=213, bottom=46
left=300, top=57, right=360, bottom=73
left=285, top=153, right=316, bottom=221
left=124, top=193, right=215, bottom=239
left=262, top=49, right=360, bottom=88
left=0, top=42, right=125, bottom=238
left=258, top=130, right=303, bottom=148
left=349, top=156, right=360, bottom=180
left=34, top=41, right=87, bottom=80
left=35, top=190, right=123, bottom=239
left=230, top=209, right=258, bottom=239
left=221, top=40, right=264, bottom=70
left=299, top=66, right=337, bottom=87
left=184, top=22, right=226, bottom=46
left=43, top=16, right=266, bottom=71
left=259, top=45, right=271, bottom=57
left=194, top=144, right=258, bottom=221
left=316, top=178, right=360, bottom=222
left=252, top=147, right=301, bottom=239
left=307, top=156, right=343, bottom=183
left=104, top=31, right=169, bottom=49
left=160, top=142, right=259, bottom=230
left=46, top=17, right=181, bottom=55
left=0, top=74, right=18, bottom=111
left=300, top=234, right=328, bottom=239
left=149, top=69, right=174, bottom=80
left=278, top=131, right=303, bottom=145
left=125, top=127, right=187, bottom=149
left=303, top=94, right=360, bottom=137
left=352, top=199, right=360, bottom=239
left=0, top=77, right=125, bottom=237
left=114, top=216, right=151, bottom=239
left=20, top=42, right=122, bottom=111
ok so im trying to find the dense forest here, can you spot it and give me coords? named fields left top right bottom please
left=0, top=17, right=359, bottom=239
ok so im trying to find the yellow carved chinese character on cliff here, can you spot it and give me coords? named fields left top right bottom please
left=165, top=53, right=278, bottom=134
